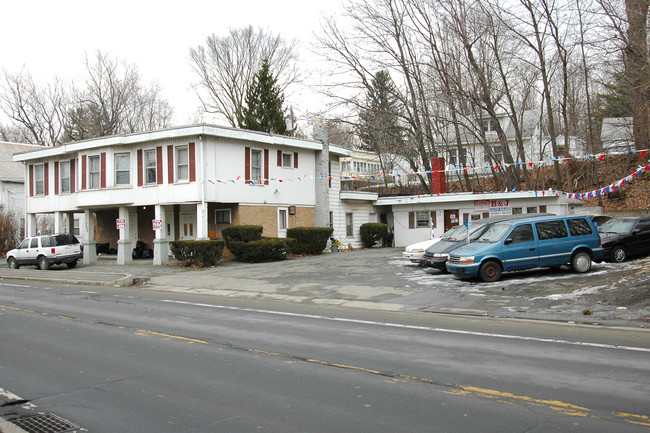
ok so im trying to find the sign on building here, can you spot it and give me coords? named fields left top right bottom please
left=490, top=200, right=512, bottom=215
left=116, top=219, right=126, bottom=229
left=152, top=219, right=163, bottom=230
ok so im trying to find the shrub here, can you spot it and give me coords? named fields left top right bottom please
left=0, top=211, right=20, bottom=256
left=228, top=237, right=295, bottom=263
left=286, top=227, right=334, bottom=255
left=360, top=223, right=388, bottom=248
left=222, top=225, right=263, bottom=250
left=169, top=240, right=225, bottom=267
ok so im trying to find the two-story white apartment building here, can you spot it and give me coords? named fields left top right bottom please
left=12, top=123, right=366, bottom=265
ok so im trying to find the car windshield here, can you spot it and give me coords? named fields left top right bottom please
left=597, top=218, right=636, bottom=235
left=476, top=222, right=513, bottom=243
left=441, top=222, right=486, bottom=241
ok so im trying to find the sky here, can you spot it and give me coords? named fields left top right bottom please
left=1, top=0, right=344, bottom=126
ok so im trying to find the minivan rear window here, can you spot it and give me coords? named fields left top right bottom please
left=536, top=220, right=568, bottom=240
left=567, top=218, right=593, bottom=236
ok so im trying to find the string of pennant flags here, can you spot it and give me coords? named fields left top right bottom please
left=206, top=149, right=649, bottom=201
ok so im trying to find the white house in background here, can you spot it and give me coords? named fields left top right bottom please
left=0, top=142, right=46, bottom=239
left=438, top=110, right=586, bottom=175
left=600, top=117, right=634, bottom=153
left=13, top=123, right=366, bottom=265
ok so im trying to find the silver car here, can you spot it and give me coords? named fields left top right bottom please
left=6, top=234, right=83, bottom=270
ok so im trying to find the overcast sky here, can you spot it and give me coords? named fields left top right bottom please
left=1, top=0, right=344, bottom=126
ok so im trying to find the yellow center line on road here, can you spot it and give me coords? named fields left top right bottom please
left=2, top=303, right=649, bottom=427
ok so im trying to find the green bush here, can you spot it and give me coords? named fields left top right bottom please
left=169, top=240, right=225, bottom=267
left=286, top=227, right=334, bottom=255
left=360, top=223, right=388, bottom=248
left=228, top=237, right=295, bottom=263
left=222, top=225, right=263, bottom=250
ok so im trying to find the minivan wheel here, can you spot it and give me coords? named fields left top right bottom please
left=479, top=260, right=502, bottom=282
left=38, top=256, right=50, bottom=270
left=7, top=257, right=19, bottom=269
left=611, top=246, right=627, bottom=263
left=571, top=251, right=592, bottom=273
left=66, top=260, right=78, bottom=269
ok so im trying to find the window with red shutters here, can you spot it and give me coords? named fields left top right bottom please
left=167, top=145, right=174, bottom=183
left=189, top=142, right=196, bottom=182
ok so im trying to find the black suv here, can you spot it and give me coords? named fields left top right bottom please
left=598, top=215, right=650, bottom=262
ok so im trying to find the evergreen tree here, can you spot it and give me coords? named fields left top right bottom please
left=357, top=70, right=404, bottom=185
left=239, top=59, right=287, bottom=135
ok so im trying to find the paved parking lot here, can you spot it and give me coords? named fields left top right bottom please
left=2, top=247, right=649, bottom=327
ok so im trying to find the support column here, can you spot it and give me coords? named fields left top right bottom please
left=65, top=212, right=75, bottom=235
left=196, top=202, right=209, bottom=240
left=117, top=206, right=133, bottom=265
left=54, top=211, right=65, bottom=234
left=153, top=204, right=169, bottom=265
left=83, top=209, right=97, bottom=264
left=27, top=214, right=37, bottom=237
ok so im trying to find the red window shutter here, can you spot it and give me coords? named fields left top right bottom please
left=277, top=150, right=282, bottom=167
left=167, top=145, right=174, bottom=183
left=189, top=142, right=196, bottom=182
left=264, top=149, right=269, bottom=185
left=81, top=155, right=87, bottom=190
left=54, top=162, right=59, bottom=195
left=70, top=159, right=76, bottom=193
left=409, top=212, right=415, bottom=229
left=100, top=152, right=107, bottom=188
left=156, top=146, right=163, bottom=184
left=294, top=152, right=299, bottom=168
left=244, top=147, right=251, bottom=181
left=43, top=162, right=49, bottom=195
left=137, top=149, right=143, bottom=186
left=29, top=165, right=34, bottom=197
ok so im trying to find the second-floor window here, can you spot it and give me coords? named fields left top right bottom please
left=251, top=149, right=262, bottom=182
left=88, top=156, right=100, bottom=189
left=115, top=153, right=130, bottom=185
left=34, top=164, right=45, bottom=196
left=59, top=161, right=70, bottom=193
left=176, top=146, right=189, bottom=181
left=144, top=149, right=156, bottom=184
left=483, top=119, right=497, bottom=132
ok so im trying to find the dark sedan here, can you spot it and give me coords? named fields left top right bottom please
left=598, top=215, right=650, bottom=262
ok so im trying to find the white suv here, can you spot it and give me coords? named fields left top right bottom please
left=6, top=234, right=83, bottom=270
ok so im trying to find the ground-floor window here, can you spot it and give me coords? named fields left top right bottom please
left=215, top=209, right=231, bottom=224
left=279, top=209, right=288, bottom=230
left=346, top=213, right=353, bottom=237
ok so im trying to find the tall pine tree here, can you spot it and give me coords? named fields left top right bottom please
left=239, top=59, right=287, bottom=135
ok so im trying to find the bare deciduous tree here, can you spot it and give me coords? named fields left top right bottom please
left=190, top=26, right=299, bottom=127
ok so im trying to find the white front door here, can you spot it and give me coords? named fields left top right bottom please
left=180, top=214, right=195, bottom=240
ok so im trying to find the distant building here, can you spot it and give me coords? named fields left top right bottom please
left=600, top=117, right=634, bottom=154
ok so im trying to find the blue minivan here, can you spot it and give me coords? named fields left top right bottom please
left=446, top=215, right=604, bottom=282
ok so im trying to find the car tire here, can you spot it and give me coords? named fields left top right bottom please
left=66, top=260, right=78, bottom=269
left=7, top=257, right=19, bottom=269
left=38, top=256, right=50, bottom=270
left=571, top=251, right=592, bottom=273
left=479, top=260, right=502, bottom=282
left=611, top=246, right=627, bottom=263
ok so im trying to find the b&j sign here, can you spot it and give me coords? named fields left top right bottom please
left=489, top=200, right=511, bottom=215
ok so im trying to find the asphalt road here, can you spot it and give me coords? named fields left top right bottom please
left=1, top=280, right=649, bottom=432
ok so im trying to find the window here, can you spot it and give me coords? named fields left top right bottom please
left=251, top=149, right=262, bottom=182
left=512, top=207, right=523, bottom=214
left=346, top=213, right=353, bottom=237
left=536, top=221, right=568, bottom=240
left=507, top=224, right=535, bottom=244
left=416, top=211, right=429, bottom=228
left=176, top=146, right=189, bottom=181
left=144, top=149, right=156, bottom=184
left=34, top=164, right=44, bottom=195
left=483, top=119, right=497, bottom=132
left=73, top=218, right=80, bottom=236
left=279, top=209, right=288, bottom=230
left=526, top=206, right=538, bottom=213
left=567, top=218, right=593, bottom=236
left=115, top=153, right=130, bottom=185
left=215, top=209, right=231, bottom=224
left=282, top=152, right=293, bottom=168
left=88, top=155, right=100, bottom=189
left=60, top=161, right=70, bottom=193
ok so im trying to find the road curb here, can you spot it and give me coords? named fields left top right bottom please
left=0, top=273, right=133, bottom=287
left=0, top=417, right=27, bottom=433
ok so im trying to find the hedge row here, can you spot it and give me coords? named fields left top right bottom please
left=228, top=237, right=295, bottom=263
left=169, top=240, right=225, bottom=267
left=360, top=223, right=389, bottom=248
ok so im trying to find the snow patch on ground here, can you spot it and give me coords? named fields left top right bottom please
left=531, top=285, right=608, bottom=301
